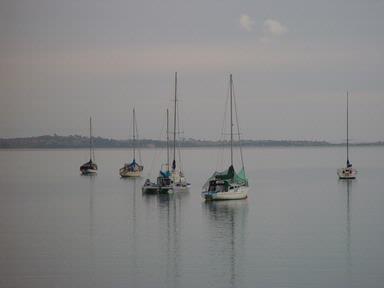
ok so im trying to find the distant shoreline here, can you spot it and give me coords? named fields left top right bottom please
left=0, top=135, right=383, bottom=149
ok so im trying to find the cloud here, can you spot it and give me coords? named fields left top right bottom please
left=240, top=14, right=255, bottom=31
left=263, top=19, right=288, bottom=36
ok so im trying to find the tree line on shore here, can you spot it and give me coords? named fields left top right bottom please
left=0, top=134, right=383, bottom=148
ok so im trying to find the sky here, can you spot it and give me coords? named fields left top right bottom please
left=0, top=0, right=383, bottom=142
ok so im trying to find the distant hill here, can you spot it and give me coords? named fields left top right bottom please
left=0, top=135, right=383, bottom=148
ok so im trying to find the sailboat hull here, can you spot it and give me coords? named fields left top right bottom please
left=202, top=186, right=249, bottom=201
left=170, top=183, right=191, bottom=193
left=142, top=185, right=172, bottom=194
left=120, top=170, right=142, bottom=177
left=337, top=168, right=357, bottom=179
left=142, top=176, right=173, bottom=194
left=80, top=160, right=98, bottom=175
left=81, top=169, right=97, bottom=175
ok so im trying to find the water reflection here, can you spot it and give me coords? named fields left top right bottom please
left=144, top=192, right=188, bottom=288
left=202, top=200, right=248, bottom=288
left=346, top=181, right=351, bottom=269
left=84, top=174, right=96, bottom=287
left=130, top=178, right=140, bottom=288
left=339, top=179, right=353, bottom=287
left=88, top=175, right=95, bottom=237
left=161, top=194, right=179, bottom=288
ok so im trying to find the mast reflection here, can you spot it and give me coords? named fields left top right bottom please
left=88, top=175, right=95, bottom=237
left=203, top=200, right=248, bottom=288
left=339, top=179, right=353, bottom=287
left=156, top=192, right=188, bottom=288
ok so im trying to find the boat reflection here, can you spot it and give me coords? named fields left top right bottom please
left=130, top=178, right=140, bottom=288
left=155, top=192, right=188, bottom=288
left=88, top=175, right=96, bottom=237
left=202, top=200, right=248, bottom=288
left=339, top=179, right=353, bottom=286
left=84, top=174, right=96, bottom=287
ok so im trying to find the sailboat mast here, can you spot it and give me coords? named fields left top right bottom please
left=167, top=109, right=170, bottom=171
left=172, top=72, right=177, bottom=171
left=133, top=108, right=136, bottom=160
left=230, top=74, right=233, bottom=166
left=89, top=117, right=93, bottom=161
left=346, top=91, right=349, bottom=164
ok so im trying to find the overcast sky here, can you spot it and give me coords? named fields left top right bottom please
left=0, top=0, right=383, bottom=142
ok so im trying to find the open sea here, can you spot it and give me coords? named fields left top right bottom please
left=0, top=146, right=383, bottom=288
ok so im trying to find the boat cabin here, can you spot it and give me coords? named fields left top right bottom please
left=157, top=176, right=171, bottom=187
left=208, top=180, right=229, bottom=192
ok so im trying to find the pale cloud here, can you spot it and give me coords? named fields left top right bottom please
left=240, top=14, right=255, bottom=31
left=263, top=19, right=288, bottom=36
left=260, top=18, right=288, bottom=43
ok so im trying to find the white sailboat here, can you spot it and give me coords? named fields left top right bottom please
left=80, top=117, right=98, bottom=175
left=337, top=92, right=357, bottom=179
left=201, top=74, right=249, bottom=200
left=170, top=72, right=190, bottom=192
left=119, top=108, right=144, bottom=177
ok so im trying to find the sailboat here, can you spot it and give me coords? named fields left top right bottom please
left=201, top=74, right=249, bottom=200
left=80, top=117, right=98, bottom=175
left=337, top=92, right=357, bottom=179
left=170, top=72, right=190, bottom=192
left=142, top=109, right=172, bottom=193
left=119, top=108, right=144, bottom=177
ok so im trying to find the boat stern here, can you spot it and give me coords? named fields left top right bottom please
left=337, top=167, right=357, bottom=179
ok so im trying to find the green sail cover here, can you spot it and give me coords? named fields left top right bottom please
left=233, top=167, right=248, bottom=186
left=215, top=165, right=235, bottom=180
left=205, top=165, right=248, bottom=188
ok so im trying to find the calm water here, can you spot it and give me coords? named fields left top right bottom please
left=0, top=147, right=383, bottom=288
